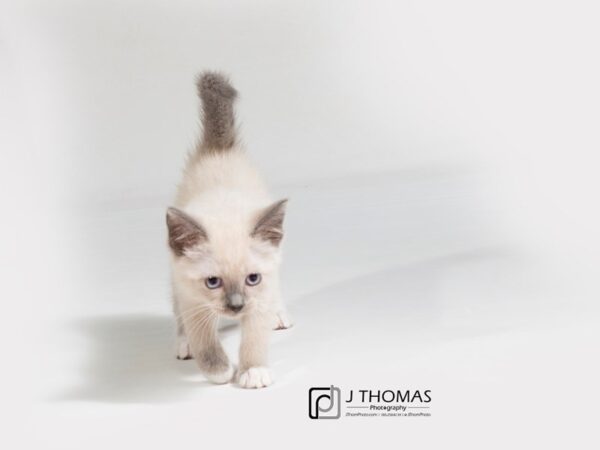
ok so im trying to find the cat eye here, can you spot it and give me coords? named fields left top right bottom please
left=205, top=276, right=222, bottom=289
left=245, top=273, right=262, bottom=286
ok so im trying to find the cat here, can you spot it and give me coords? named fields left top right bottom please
left=166, top=72, right=292, bottom=389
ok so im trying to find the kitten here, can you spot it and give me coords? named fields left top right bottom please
left=166, top=72, right=291, bottom=389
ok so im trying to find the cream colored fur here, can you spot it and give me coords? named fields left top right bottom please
left=167, top=73, right=291, bottom=389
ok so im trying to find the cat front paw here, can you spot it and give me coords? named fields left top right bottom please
left=238, top=367, right=272, bottom=389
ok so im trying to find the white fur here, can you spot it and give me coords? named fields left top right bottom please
left=170, top=148, right=290, bottom=388
left=275, top=310, right=294, bottom=330
left=175, top=335, right=191, bottom=360
left=238, top=367, right=272, bottom=389
left=205, top=364, right=235, bottom=385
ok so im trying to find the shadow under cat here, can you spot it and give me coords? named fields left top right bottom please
left=57, top=315, right=231, bottom=403
left=56, top=248, right=522, bottom=404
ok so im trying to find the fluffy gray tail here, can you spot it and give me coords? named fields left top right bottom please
left=197, top=71, right=238, bottom=151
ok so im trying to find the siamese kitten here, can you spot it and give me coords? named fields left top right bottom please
left=166, top=72, right=291, bottom=389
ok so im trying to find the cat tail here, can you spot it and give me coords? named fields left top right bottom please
left=196, top=71, right=238, bottom=152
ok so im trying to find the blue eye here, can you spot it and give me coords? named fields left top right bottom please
left=205, top=277, right=222, bottom=289
left=245, top=273, right=262, bottom=286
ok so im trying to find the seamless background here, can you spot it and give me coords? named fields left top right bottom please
left=1, top=1, right=599, bottom=448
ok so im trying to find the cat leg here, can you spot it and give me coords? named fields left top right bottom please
left=274, top=308, right=293, bottom=330
left=238, top=313, right=272, bottom=388
left=173, top=298, right=192, bottom=359
left=185, top=310, right=234, bottom=384
left=272, top=289, right=293, bottom=330
left=175, top=316, right=192, bottom=360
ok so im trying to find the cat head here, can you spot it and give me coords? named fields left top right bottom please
left=166, top=199, right=287, bottom=317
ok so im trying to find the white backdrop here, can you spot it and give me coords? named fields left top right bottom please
left=1, top=1, right=599, bottom=448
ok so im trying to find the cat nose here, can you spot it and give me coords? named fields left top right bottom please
left=228, top=304, right=244, bottom=313
left=226, top=293, right=244, bottom=312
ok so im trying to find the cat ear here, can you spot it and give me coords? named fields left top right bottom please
left=166, top=207, right=208, bottom=256
left=251, top=199, right=288, bottom=246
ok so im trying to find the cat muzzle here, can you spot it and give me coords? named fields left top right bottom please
left=226, top=293, right=245, bottom=313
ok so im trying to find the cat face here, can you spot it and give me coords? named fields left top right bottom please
left=167, top=200, right=286, bottom=317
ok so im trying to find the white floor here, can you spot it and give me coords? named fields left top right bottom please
left=3, top=1, right=600, bottom=447
left=6, top=167, right=596, bottom=449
